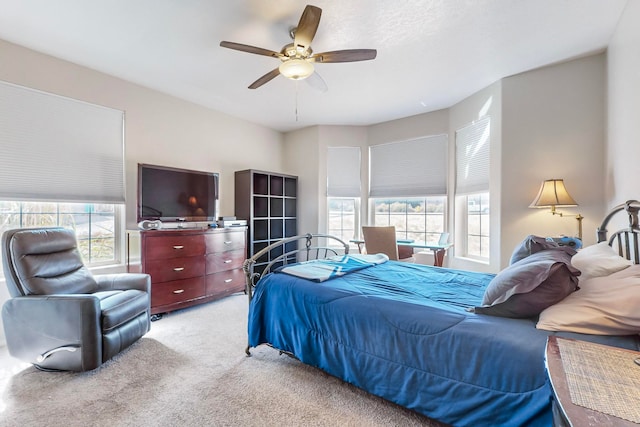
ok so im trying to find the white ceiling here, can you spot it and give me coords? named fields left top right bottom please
left=0, top=0, right=629, bottom=133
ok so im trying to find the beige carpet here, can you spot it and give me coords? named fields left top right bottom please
left=0, top=294, right=444, bottom=427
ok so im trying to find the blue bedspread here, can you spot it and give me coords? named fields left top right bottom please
left=248, top=261, right=639, bottom=426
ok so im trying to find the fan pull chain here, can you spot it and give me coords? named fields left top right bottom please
left=295, top=81, right=299, bottom=122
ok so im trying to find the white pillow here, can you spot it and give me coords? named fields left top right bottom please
left=571, top=241, right=632, bottom=280
left=536, top=264, right=640, bottom=335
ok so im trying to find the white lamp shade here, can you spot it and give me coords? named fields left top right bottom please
left=279, top=59, right=314, bottom=80
left=530, top=179, right=578, bottom=208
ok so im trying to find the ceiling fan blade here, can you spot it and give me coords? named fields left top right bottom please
left=312, top=49, right=377, bottom=63
left=305, top=72, right=328, bottom=93
left=220, top=41, right=281, bottom=58
left=294, top=5, right=322, bottom=51
left=248, top=68, right=281, bottom=89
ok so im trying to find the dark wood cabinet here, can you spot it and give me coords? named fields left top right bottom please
left=235, top=169, right=298, bottom=275
left=128, top=227, right=247, bottom=315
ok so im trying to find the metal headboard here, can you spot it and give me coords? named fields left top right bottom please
left=596, top=200, right=640, bottom=264
left=242, top=233, right=350, bottom=301
left=242, top=233, right=350, bottom=356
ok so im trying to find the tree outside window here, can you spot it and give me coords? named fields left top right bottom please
left=328, top=198, right=358, bottom=244
left=372, top=197, right=445, bottom=243
left=0, top=201, right=117, bottom=267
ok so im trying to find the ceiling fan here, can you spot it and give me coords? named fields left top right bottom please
left=220, top=4, right=377, bottom=90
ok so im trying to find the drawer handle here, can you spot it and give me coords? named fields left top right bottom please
left=173, top=267, right=185, bottom=272
left=224, top=259, right=232, bottom=264
left=224, top=241, right=232, bottom=245
left=224, top=279, right=233, bottom=283
left=173, top=289, right=185, bottom=294
left=173, top=245, right=184, bottom=250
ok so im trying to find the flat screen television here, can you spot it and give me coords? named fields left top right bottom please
left=137, top=163, right=219, bottom=223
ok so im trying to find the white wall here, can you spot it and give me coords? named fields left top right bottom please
left=501, top=53, right=606, bottom=267
left=366, top=109, right=450, bottom=147
left=0, top=39, right=284, bottom=346
left=607, top=0, right=640, bottom=208
left=283, top=126, right=320, bottom=237
left=448, top=53, right=606, bottom=271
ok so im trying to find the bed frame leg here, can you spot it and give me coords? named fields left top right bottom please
left=245, top=346, right=251, bottom=356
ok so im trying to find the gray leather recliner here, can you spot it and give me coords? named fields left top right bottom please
left=1, top=227, right=151, bottom=372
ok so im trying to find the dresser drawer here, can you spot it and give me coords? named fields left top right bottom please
left=143, top=234, right=205, bottom=260
left=205, top=230, right=246, bottom=253
left=151, top=276, right=205, bottom=308
left=145, top=256, right=205, bottom=283
left=134, top=228, right=247, bottom=315
left=206, top=249, right=245, bottom=274
left=205, top=268, right=245, bottom=297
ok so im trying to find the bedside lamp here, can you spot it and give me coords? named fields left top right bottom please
left=529, top=179, right=583, bottom=240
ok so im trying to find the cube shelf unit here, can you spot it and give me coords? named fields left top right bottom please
left=235, top=169, right=298, bottom=274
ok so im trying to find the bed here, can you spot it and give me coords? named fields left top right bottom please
left=243, top=201, right=640, bottom=426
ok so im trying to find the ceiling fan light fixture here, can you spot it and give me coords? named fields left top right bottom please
left=279, top=58, right=314, bottom=80
left=220, top=5, right=376, bottom=90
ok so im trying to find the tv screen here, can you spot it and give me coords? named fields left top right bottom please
left=138, top=164, right=219, bottom=223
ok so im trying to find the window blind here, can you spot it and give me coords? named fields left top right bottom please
left=456, top=117, right=490, bottom=194
left=0, top=80, right=125, bottom=203
left=327, top=146, right=361, bottom=197
left=369, top=134, right=447, bottom=197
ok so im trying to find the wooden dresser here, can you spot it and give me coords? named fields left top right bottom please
left=127, top=227, right=247, bottom=315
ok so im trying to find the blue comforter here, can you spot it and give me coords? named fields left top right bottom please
left=248, top=261, right=637, bottom=426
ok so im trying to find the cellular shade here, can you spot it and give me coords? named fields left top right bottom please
left=327, top=146, right=361, bottom=197
left=456, top=116, right=490, bottom=194
left=369, top=135, right=447, bottom=197
left=0, top=80, right=125, bottom=203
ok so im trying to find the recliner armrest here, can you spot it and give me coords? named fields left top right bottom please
left=2, top=294, right=102, bottom=370
left=94, top=273, right=151, bottom=293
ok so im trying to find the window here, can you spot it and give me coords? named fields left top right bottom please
left=0, top=81, right=126, bottom=279
left=463, top=193, right=490, bottom=258
left=372, top=197, right=445, bottom=242
left=0, top=201, right=120, bottom=267
left=456, top=116, right=491, bottom=260
left=327, top=198, right=359, bottom=243
left=327, top=147, right=361, bottom=245
left=368, top=136, right=448, bottom=244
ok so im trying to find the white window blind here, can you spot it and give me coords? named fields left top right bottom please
left=327, top=146, right=361, bottom=197
left=369, top=135, right=447, bottom=197
left=456, top=117, right=490, bottom=194
left=0, top=80, right=125, bottom=203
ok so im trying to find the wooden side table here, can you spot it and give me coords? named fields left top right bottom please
left=545, top=336, right=640, bottom=426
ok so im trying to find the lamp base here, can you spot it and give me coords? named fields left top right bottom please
left=550, top=209, right=583, bottom=241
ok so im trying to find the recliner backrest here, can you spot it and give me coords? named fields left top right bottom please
left=2, top=228, right=98, bottom=297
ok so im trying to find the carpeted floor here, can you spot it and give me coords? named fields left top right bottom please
left=0, top=294, right=444, bottom=426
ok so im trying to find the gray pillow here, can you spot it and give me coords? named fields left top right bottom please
left=474, top=247, right=580, bottom=318
left=509, top=235, right=559, bottom=265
